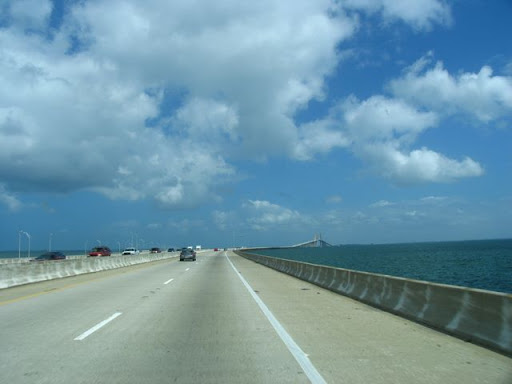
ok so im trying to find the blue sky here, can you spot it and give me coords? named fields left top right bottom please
left=1, top=0, right=511, bottom=251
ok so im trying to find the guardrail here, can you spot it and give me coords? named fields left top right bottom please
left=236, top=250, right=512, bottom=357
left=0, top=252, right=177, bottom=289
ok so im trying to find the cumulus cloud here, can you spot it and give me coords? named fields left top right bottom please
left=338, top=95, right=483, bottom=184
left=0, top=0, right=356, bottom=207
left=1, top=0, right=475, bottom=209
left=0, top=184, right=22, bottom=211
left=342, top=95, right=438, bottom=144
left=293, top=119, right=350, bottom=160
left=243, top=200, right=304, bottom=231
left=6, top=0, right=52, bottom=32
left=370, top=200, right=394, bottom=208
left=300, top=89, right=485, bottom=185
left=361, top=145, right=484, bottom=184
left=389, top=53, right=512, bottom=122
left=172, top=98, right=239, bottom=145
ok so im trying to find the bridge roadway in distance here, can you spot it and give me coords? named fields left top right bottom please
left=0, top=250, right=510, bottom=384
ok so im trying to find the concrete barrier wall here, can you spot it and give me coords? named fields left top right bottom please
left=0, top=253, right=177, bottom=289
left=236, top=250, right=512, bottom=357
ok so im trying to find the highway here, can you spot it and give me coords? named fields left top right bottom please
left=1, top=251, right=511, bottom=384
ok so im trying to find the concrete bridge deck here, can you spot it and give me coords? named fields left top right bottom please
left=1, top=250, right=510, bottom=383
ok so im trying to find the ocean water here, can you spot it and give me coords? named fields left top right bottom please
left=252, top=239, right=512, bottom=294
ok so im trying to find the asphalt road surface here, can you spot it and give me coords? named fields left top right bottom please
left=1, top=251, right=511, bottom=384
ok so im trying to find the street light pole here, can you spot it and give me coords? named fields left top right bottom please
left=18, top=230, right=22, bottom=259
left=49, top=233, right=53, bottom=251
left=24, top=231, right=31, bottom=259
left=19, top=231, right=30, bottom=258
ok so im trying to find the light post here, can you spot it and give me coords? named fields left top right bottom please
left=96, top=239, right=101, bottom=245
left=49, top=233, right=53, bottom=251
left=28, top=232, right=31, bottom=259
left=18, top=230, right=22, bottom=259
left=84, top=240, right=88, bottom=256
left=23, top=231, right=31, bottom=259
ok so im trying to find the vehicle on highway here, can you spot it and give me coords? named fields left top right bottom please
left=167, top=248, right=175, bottom=252
left=150, top=247, right=162, bottom=253
left=121, top=247, right=140, bottom=255
left=179, top=248, right=196, bottom=261
left=31, top=251, right=66, bottom=261
left=88, top=246, right=112, bottom=257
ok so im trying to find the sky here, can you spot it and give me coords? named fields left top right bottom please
left=1, top=0, right=511, bottom=251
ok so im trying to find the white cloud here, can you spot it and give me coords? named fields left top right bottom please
left=0, top=0, right=480, bottom=209
left=243, top=200, right=304, bottom=231
left=0, top=184, right=22, bottom=211
left=336, top=95, right=483, bottom=184
left=389, top=54, right=512, bottom=122
left=0, top=0, right=357, bottom=207
left=172, top=98, right=239, bottom=145
left=361, top=144, right=484, bottom=184
left=370, top=200, right=393, bottom=208
left=294, top=119, right=350, bottom=160
left=342, top=95, right=438, bottom=144
left=64, top=0, right=355, bottom=161
left=8, top=0, right=52, bottom=32
left=312, top=75, right=486, bottom=185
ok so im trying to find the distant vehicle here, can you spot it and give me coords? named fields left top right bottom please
left=179, top=248, right=196, bottom=261
left=122, top=247, right=140, bottom=255
left=88, top=246, right=111, bottom=257
left=150, top=247, right=161, bottom=253
left=214, top=248, right=219, bottom=251
left=167, top=248, right=175, bottom=252
left=195, top=245, right=201, bottom=251
left=32, top=251, right=66, bottom=261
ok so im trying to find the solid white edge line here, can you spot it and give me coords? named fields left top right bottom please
left=164, top=278, right=174, bottom=285
left=74, top=312, right=122, bottom=341
left=225, top=253, right=327, bottom=384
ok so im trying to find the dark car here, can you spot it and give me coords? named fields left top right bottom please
left=167, top=248, right=175, bottom=252
left=150, top=247, right=161, bottom=253
left=32, top=251, right=66, bottom=261
left=179, top=248, right=196, bottom=261
left=88, top=246, right=112, bottom=257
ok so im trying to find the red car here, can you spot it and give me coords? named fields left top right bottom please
left=88, top=246, right=112, bottom=257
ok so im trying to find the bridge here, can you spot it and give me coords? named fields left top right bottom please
left=0, top=249, right=510, bottom=383
left=292, top=234, right=332, bottom=248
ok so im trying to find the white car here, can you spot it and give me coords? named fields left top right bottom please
left=122, top=247, right=140, bottom=255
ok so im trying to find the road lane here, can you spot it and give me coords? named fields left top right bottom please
left=0, top=251, right=310, bottom=383
left=227, top=252, right=512, bottom=384
left=1, top=250, right=510, bottom=384
left=225, top=252, right=326, bottom=384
